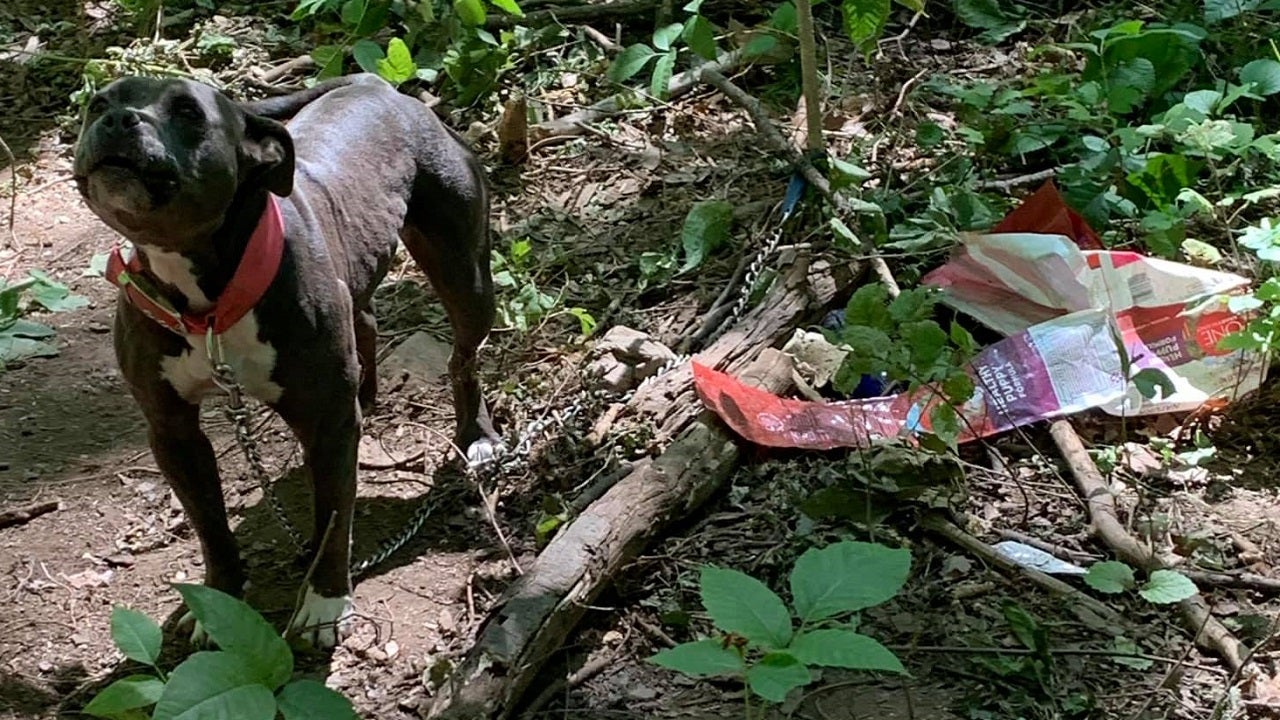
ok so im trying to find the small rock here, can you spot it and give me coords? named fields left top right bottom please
left=385, top=640, right=400, bottom=659
left=585, top=326, right=677, bottom=393
left=87, top=322, right=110, bottom=334
left=38, top=661, right=53, bottom=673
left=105, top=554, right=136, bottom=568
left=381, top=332, right=452, bottom=387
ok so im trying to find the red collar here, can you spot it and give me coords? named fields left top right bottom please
left=105, top=194, right=285, bottom=336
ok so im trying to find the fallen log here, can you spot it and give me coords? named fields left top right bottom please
left=424, top=252, right=861, bottom=719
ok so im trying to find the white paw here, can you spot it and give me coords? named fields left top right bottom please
left=288, top=586, right=352, bottom=649
left=465, top=437, right=505, bottom=469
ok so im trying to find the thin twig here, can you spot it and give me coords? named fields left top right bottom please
left=0, top=132, right=17, bottom=248
left=0, top=500, right=61, bottom=530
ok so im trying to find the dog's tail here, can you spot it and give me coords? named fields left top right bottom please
left=240, top=73, right=384, bottom=120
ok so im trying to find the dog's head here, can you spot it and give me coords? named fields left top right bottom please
left=73, top=76, right=294, bottom=249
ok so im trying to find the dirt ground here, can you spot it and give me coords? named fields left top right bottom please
left=5, top=5, right=1280, bottom=720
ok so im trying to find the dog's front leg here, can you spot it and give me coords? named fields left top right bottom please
left=150, top=412, right=244, bottom=594
left=283, top=402, right=359, bottom=649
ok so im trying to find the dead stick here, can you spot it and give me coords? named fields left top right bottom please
left=1049, top=420, right=1247, bottom=671
left=529, top=49, right=745, bottom=143
left=486, top=0, right=667, bottom=28
left=1180, top=569, right=1280, bottom=594
left=921, top=513, right=1123, bottom=625
left=699, top=68, right=900, bottom=296
left=0, top=500, right=62, bottom=530
left=579, top=24, right=620, bottom=54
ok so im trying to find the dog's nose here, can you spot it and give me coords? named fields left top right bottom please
left=102, top=109, right=142, bottom=130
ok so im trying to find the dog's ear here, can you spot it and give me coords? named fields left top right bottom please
left=239, top=113, right=295, bottom=197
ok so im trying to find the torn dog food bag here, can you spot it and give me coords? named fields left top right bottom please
left=692, top=182, right=1265, bottom=450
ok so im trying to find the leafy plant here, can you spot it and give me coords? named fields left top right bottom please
left=1084, top=561, right=1199, bottom=604
left=824, top=284, right=978, bottom=447
left=82, top=585, right=357, bottom=720
left=840, top=0, right=925, bottom=57
left=491, top=239, right=596, bottom=335
left=606, top=0, right=721, bottom=99
left=650, top=541, right=910, bottom=713
left=0, top=270, right=87, bottom=371
left=294, top=0, right=526, bottom=103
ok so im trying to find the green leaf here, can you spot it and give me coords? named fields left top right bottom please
left=351, top=39, right=385, bottom=74
left=340, top=0, right=366, bottom=27
left=953, top=0, right=1025, bottom=43
left=1132, top=367, right=1176, bottom=401
left=277, top=680, right=358, bottom=720
left=799, top=487, right=896, bottom=527
left=488, top=0, right=524, bottom=17
left=900, top=320, right=948, bottom=369
left=700, top=567, right=793, bottom=648
left=842, top=0, right=891, bottom=53
left=152, top=652, right=276, bottom=720
left=26, top=272, right=88, bottom=313
left=788, top=630, right=906, bottom=673
left=1002, top=601, right=1049, bottom=654
left=376, top=37, right=417, bottom=85
left=1240, top=58, right=1280, bottom=96
left=173, top=584, right=293, bottom=690
left=843, top=283, right=893, bottom=332
left=682, top=15, right=718, bottom=60
left=650, top=638, right=746, bottom=677
left=608, top=44, right=658, bottom=83
left=1084, top=561, right=1136, bottom=594
left=1206, top=0, right=1263, bottom=23
left=651, top=50, right=677, bottom=100
left=790, top=541, right=911, bottom=623
left=652, top=22, right=683, bottom=52
left=0, top=333, right=59, bottom=364
left=928, top=403, right=961, bottom=447
left=1139, top=570, right=1198, bottom=604
left=82, top=675, right=165, bottom=718
left=680, top=200, right=734, bottom=273
left=310, top=45, right=346, bottom=79
left=895, top=0, right=924, bottom=11
left=111, top=606, right=163, bottom=667
left=453, top=0, right=486, bottom=26
left=745, top=653, right=811, bottom=703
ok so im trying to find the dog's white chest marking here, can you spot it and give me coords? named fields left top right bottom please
left=140, top=246, right=284, bottom=404
left=159, top=315, right=283, bottom=404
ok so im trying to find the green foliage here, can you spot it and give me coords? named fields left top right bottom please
left=491, top=239, right=596, bottom=336
left=0, top=271, right=87, bottom=371
left=650, top=540, right=910, bottom=708
left=840, top=0, right=930, bottom=57
left=680, top=200, right=735, bottom=273
left=605, top=0, right=725, bottom=98
left=1221, top=217, right=1280, bottom=355
left=1084, top=562, right=1199, bottom=604
left=293, top=0, right=526, bottom=103
left=83, top=586, right=356, bottom=720
left=825, top=285, right=977, bottom=446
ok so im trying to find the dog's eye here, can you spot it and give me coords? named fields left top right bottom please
left=170, top=97, right=204, bottom=121
left=87, top=95, right=108, bottom=114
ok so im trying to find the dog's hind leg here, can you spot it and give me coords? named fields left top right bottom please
left=400, top=222, right=501, bottom=465
left=354, top=305, right=378, bottom=412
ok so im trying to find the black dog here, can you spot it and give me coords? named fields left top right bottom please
left=72, top=73, right=502, bottom=647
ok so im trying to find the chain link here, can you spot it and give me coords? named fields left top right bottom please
left=209, top=188, right=802, bottom=577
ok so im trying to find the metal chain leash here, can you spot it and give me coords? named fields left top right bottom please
left=207, top=330, right=307, bottom=555
left=211, top=172, right=811, bottom=577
